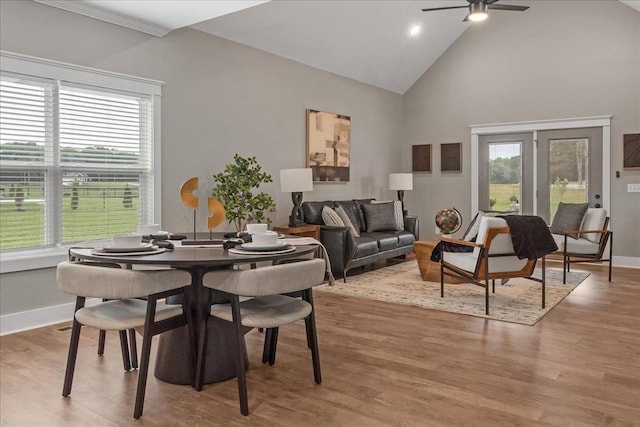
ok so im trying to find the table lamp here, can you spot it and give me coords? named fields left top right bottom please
left=389, top=173, right=413, bottom=216
left=280, top=168, right=313, bottom=227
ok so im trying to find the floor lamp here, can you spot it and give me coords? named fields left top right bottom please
left=280, top=168, right=313, bottom=227
left=389, top=173, right=413, bottom=216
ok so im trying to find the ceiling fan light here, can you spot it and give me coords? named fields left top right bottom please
left=469, top=2, right=489, bottom=22
left=469, top=11, right=488, bottom=21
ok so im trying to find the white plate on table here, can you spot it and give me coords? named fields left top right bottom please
left=100, top=242, right=156, bottom=253
left=240, top=241, right=290, bottom=251
left=228, top=246, right=296, bottom=255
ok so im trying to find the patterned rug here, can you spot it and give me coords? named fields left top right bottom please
left=317, top=260, right=589, bottom=325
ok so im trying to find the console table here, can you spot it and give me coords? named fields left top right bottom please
left=273, top=224, right=320, bottom=240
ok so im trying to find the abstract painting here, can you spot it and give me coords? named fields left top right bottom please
left=306, top=109, right=350, bottom=182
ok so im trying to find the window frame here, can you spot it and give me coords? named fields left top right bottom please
left=0, top=51, right=163, bottom=273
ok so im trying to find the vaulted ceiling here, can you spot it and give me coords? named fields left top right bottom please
left=35, top=0, right=640, bottom=94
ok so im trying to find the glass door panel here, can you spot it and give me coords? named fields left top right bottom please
left=489, top=143, right=521, bottom=213
left=549, top=138, right=588, bottom=219
left=537, top=128, right=602, bottom=224
left=478, top=132, right=534, bottom=214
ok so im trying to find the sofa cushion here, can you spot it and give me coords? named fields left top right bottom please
left=302, top=201, right=336, bottom=225
left=335, top=205, right=360, bottom=237
left=352, top=236, right=379, bottom=258
left=396, top=230, right=416, bottom=246
left=550, top=202, right=589, bottom=237
left=321, top=206, right=344, bottom=227
left=361, top=202, right=398, bottom=232
left=364, top=232, right=399, bottom=251
left=334, top=200, right=362, bottom=233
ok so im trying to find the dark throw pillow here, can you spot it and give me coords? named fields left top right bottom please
left=550, top=202, right=589, bottom=237
left=361, top=202, right=397, bottom=232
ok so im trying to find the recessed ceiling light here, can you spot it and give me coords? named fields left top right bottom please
left=409, top=25, right=421, bottom=37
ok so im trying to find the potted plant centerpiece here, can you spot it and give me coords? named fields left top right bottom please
left=212, top=154, right=276, bottom=232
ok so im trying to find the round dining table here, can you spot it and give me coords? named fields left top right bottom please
left=68, top=240, right=320, bottom=385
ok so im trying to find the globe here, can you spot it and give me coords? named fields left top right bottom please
left=435, top=207, right=462, bottom=235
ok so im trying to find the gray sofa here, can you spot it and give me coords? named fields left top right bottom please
left=302, top=199, right=419, bottom=281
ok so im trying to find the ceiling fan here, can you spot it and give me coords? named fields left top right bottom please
left=422, top=0, right=529, bottom=22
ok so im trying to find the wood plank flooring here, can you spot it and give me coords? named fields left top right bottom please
left=1, top=262, right=639, bottom=426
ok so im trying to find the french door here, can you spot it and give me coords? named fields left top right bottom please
left=536, top=127, right=603, bottom=223
left=477, top=126, right=604, bottom=223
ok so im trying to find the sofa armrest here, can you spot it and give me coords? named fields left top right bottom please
left=319, top=225, right=356, bottom=278
left=404, top=216, right=419, bottom=239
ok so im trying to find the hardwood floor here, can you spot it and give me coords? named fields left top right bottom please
left=1, top=262, right=639, bottom=426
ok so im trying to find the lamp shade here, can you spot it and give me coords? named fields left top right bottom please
left=389, top=173, right=413, bottom=191
left=280, top=168, right=313, bottom=192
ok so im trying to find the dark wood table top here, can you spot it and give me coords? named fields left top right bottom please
left=68, top=244, right=319, bottom=269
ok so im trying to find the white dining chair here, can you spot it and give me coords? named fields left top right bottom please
left=195, top=258, right=327, bottom=415
left=56, top=261, right=193, bottom=419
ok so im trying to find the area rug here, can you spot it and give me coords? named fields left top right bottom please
left=316, top=261, right=589, bottom=325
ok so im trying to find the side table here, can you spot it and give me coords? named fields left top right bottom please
left=414, top=240, right=463, bottom=284
left=273, top=224, right=320, bottom=240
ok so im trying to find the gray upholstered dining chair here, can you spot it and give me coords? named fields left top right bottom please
left=56, top=261, right=193, bottom=419
left=195, top=258, right=327, bottom=415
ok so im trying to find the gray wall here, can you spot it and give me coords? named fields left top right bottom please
left=403, top=0, right=640, bottom=258
left=0, top=0, right=403, bottom=315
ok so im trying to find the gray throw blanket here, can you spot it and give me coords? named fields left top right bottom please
left=499, top=215, right=558, bottom=260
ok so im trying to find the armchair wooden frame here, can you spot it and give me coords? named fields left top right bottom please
left=561, top=217, right=613, bottom=284
left=439, top=225, right=545, bottom=315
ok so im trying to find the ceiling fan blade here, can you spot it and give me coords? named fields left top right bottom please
left=422, top=5, right=468, bottom=12
left=487, top=4, right=530, bottom=11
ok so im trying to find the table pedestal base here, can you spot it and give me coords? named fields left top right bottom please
left=154, top=318, right=248, bottom=385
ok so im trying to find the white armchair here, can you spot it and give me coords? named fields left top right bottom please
left=440, top=216, right=545, bottom=315
left=550, top=208, right=612, bottom=283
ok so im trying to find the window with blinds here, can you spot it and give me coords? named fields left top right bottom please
left=0, top=72, right=155, bottom=251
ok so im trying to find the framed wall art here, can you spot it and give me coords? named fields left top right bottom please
left=306, top=109, right=351, bottom=182
left=623, top=133, right=640, bottom=169
left=440, top=142, right=462, bottom=173
left=412, top=144, right=432, bottom=172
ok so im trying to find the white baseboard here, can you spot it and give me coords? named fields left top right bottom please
left=0, top=298, right=101, bottom=336
left=613, top=256, right=640, bottom=269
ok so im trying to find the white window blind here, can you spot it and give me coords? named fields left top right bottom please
left=1, top=69, right=156, bottom=252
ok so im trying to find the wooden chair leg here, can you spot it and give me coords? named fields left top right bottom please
left=541, top=256, right=546, bottom=308
left=63, top=297, right=85, bottom=397
left=303, top=289, right=321, bottom=384
left=608, top=233, right=613, bottom=282
left=262, top=328, right=273, bottom=364
left=97, top=330, right=106, bottom=355
left=133, top=297, right=157, bottom=419
left=118, top=330, right=131, bottom=371
left=230, top=295, right=249, bottom=416
left=268, top=328, right=279, bottom=366
left=194, top=316, right=210, bottom=391
left=128, top=329, right=138, bottom=370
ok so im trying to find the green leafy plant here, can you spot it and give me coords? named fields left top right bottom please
left=489, top=198, right=497, bottom=208
left=212, top=154, right=276, bottom=232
